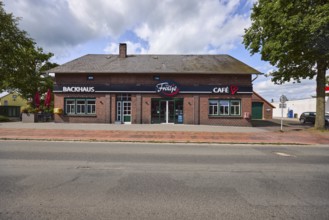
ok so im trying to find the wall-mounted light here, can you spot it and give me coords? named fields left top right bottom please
left=153, top=76, right=160, bottom=81
left=87, top=75, right=94, bottom=80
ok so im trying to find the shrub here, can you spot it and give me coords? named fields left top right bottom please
left=0, top=115, right=10, bottom=122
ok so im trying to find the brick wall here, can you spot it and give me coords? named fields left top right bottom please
left=55, top=73, right=251, bottom=86
left=54, top=73, right=253, bottom=126
left=199, top=95, right=252, bottom=127
left=54, top=93, right=109, bottom=123
left=251, top=93, right=274, bottom=120
left=141, top=96, right=151, bottom=124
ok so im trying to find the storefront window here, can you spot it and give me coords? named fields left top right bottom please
left=230, top=100, right=240, bottom=116
left=116, top=94, right=131, bottom=101
left=65, top=98, right=96, bottom=115
left=209, top=100, right=218, bottom=115
left=76, top=100, right=86, bottom=114
left=219, top=100, right=229, bottom=115
left=87, top=99, right=96, bottom=114
left=209, top=99, right=241, bottom=116
left=66, top=99, right=75, bottom=114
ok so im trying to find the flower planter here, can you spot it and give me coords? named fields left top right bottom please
left=22, top=113, right=37, bottom=123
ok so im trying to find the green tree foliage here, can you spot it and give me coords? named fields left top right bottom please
left=243, top=0, right=329, bottom=129
left=0, top=2, right=58, bottom=107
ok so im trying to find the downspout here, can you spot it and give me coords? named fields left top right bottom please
left=251, top=74, right=259, bottom=82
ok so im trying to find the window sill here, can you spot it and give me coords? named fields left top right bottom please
left=64, top=114, right=97, bottom=117
left=208, top=115, right=242, bottom=119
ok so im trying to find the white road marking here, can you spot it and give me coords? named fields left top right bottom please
left=275, top=152, right=296, bottom=157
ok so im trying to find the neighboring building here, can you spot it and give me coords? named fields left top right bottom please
left=272, top=97, right=329, bottom=118
left=0, top=91, right=28, bottom=117
left=48, top=43, right=261, bottom=126
left=251, top=92, right=275, bottom=120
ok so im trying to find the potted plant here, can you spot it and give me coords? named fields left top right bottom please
left=21, top=106, right=38, bottom=123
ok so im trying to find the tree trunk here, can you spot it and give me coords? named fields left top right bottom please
left=314, top=60, right=326, bottom=130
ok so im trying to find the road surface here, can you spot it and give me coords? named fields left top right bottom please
left=1, top=141, right=329, bottom=219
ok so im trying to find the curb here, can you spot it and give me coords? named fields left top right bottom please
left=1, top=128, right=328, bottom=145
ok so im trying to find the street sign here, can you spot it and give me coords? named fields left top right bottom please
left=279, top=103, right=286, bottom=108
left=280, top=95, right=288, bottom=103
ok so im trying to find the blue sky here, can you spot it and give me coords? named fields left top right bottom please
left=3, top=0, right=321, bottom=102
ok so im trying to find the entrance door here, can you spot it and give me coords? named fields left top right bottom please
left=160, top=100, right=175, bottom=123
left=116, top=101, right=131, bottom=124
left=151, top=99, right=183, bottom=124
left=252, top=102, right=263, bottom=119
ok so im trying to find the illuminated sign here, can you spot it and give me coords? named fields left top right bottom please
left=62, top=86, right=95, bottom=93
left=212, top=85, right=239, bottom=95
left=155, top=81, right=180, bottom=97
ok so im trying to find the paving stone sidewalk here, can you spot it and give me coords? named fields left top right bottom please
left=1, top=120, right=328, bottom=145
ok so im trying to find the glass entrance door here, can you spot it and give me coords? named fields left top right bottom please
left=159, top=100, right=175, bottom=123
left=116, top=101, right=131, bottom=124
left=151, top=98, right=183, bottom=124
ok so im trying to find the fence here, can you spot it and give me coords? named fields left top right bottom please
left=0, top=106, right=20, bottom=117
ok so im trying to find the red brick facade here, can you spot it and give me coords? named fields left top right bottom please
left=251, top=92, right=275, bottom=120
left=54, top=73, right=254, bottom=126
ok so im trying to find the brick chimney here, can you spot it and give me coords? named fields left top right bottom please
left=119, top=43, right=127, bottom=58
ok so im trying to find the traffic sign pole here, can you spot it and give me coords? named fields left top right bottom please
left=280, top=95, right=287, bottom=132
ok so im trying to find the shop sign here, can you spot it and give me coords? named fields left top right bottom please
left=62, top=86, right=95, bottom=93
left=54, top=84, right=251, bottom=94
left=155, top=81, right=180, bottom=97
left=212, top=85, right=239, bottom=95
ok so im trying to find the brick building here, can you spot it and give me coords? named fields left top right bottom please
left=251, top=92, right=275, bottom=120
left=48, top=43, right=261, bottom=126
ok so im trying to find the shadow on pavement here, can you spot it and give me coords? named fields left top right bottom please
left=252, top=119, right=282, bottom=127
left=251, top=119, right=315, bottom=131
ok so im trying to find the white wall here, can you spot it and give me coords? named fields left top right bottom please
left=273, top=97, right=329, bottom=118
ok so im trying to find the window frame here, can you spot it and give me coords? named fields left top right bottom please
left=230, top=100, right=241, bottom=116
left=208, top=99, right=241, bottom=117
left=208, top=100, right=218, bottom=116
left=219, top=100, right=230, bottom=116
left=64, top=98, right=96, bottom=116
left=86, top=99, right=96, bottom=114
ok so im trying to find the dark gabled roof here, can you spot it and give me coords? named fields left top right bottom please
left=47, top=54, right=260, bottom=75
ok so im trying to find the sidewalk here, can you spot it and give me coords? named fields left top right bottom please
left=0, top=120, right=328, bottom=145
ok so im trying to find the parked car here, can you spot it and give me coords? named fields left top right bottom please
left=299, top=112, right=329, bottom=125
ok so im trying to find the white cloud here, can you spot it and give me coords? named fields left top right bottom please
left=104, top=41, right=147, bottom=54
left=133, top=0, right=252, bottom=54
left=3, top=0, right=254, bottom=58
left=254, top=76, right=317, bottom=102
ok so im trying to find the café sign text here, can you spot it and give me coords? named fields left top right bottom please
left=212, top=85, right=239, bottom=95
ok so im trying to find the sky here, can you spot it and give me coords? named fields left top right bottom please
left=2, top=0, right=324, bottom=102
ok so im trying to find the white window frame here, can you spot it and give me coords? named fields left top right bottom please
left=208, top=100, right=218, bottom=115
left=65, top=99, right=76, bottom=115
left=230, top=100, right=241, bottom=116
left=208, top=99, right=241, bottom=116
left=219, top=100, right=229, bottom=116
left=65, top=98, right=96, bottom=115
left=86, top=99, right=96, bottom=114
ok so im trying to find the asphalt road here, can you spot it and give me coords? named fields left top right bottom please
left=0, top=141, right=329, bottom=220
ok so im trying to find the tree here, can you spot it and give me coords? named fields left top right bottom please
left=0, top=2, right=57, bottom=107
left=243, top=0, right=329, bottom=129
